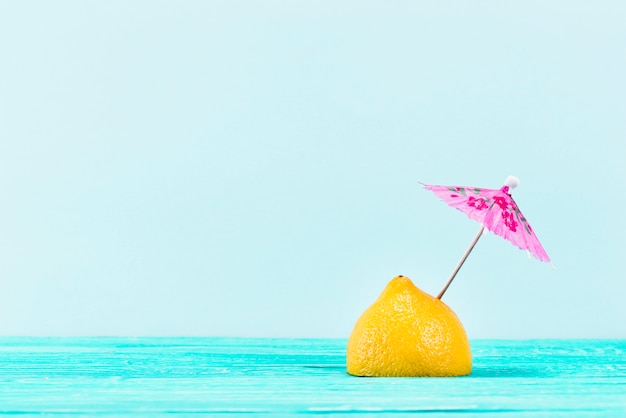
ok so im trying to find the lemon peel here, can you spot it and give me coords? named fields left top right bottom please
left=347, top=275, right=472, bottom=377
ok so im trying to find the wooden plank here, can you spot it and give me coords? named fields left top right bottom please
left=0, top=338, right=624, bottom=416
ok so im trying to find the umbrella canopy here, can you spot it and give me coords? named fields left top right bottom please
left=422, top=176, right=551, bottom=298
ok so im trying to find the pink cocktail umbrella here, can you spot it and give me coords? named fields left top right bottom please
left=422, top=176, right=551, bottom=299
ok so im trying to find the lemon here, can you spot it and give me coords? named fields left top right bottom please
left=346, top=275, right=472, bottom=377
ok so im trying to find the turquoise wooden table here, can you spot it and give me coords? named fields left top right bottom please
left=1, top=338, right=624, bottom=416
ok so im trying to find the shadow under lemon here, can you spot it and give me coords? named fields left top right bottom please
left=346, top=275, right=472, bottom=377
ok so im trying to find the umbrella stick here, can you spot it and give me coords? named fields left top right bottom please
left=437, top=225, right=485, bottom=300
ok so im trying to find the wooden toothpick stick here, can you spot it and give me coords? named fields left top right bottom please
left=437, top=225, right=485, bottom=300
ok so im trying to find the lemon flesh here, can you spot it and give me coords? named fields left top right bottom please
left=347, top=275, right=472, bottom=377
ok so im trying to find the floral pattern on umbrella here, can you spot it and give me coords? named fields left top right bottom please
left=422, top=176, right=551, bottom=299
left=422, top=182, right=550, bottom=263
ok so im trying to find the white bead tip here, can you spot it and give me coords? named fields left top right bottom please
left=504, top=176, right=520, bottom=189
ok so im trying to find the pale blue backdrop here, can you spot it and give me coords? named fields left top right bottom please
left=1, top=1, right=624, bottom=338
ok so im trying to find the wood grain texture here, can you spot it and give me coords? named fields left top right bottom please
left=0, top=338, right=624, bottom=416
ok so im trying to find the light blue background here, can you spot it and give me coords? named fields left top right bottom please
left=1, top=1, right=624, bottom=338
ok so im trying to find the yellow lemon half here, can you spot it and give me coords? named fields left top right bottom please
left=347, top=275, right=472, bottom=377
